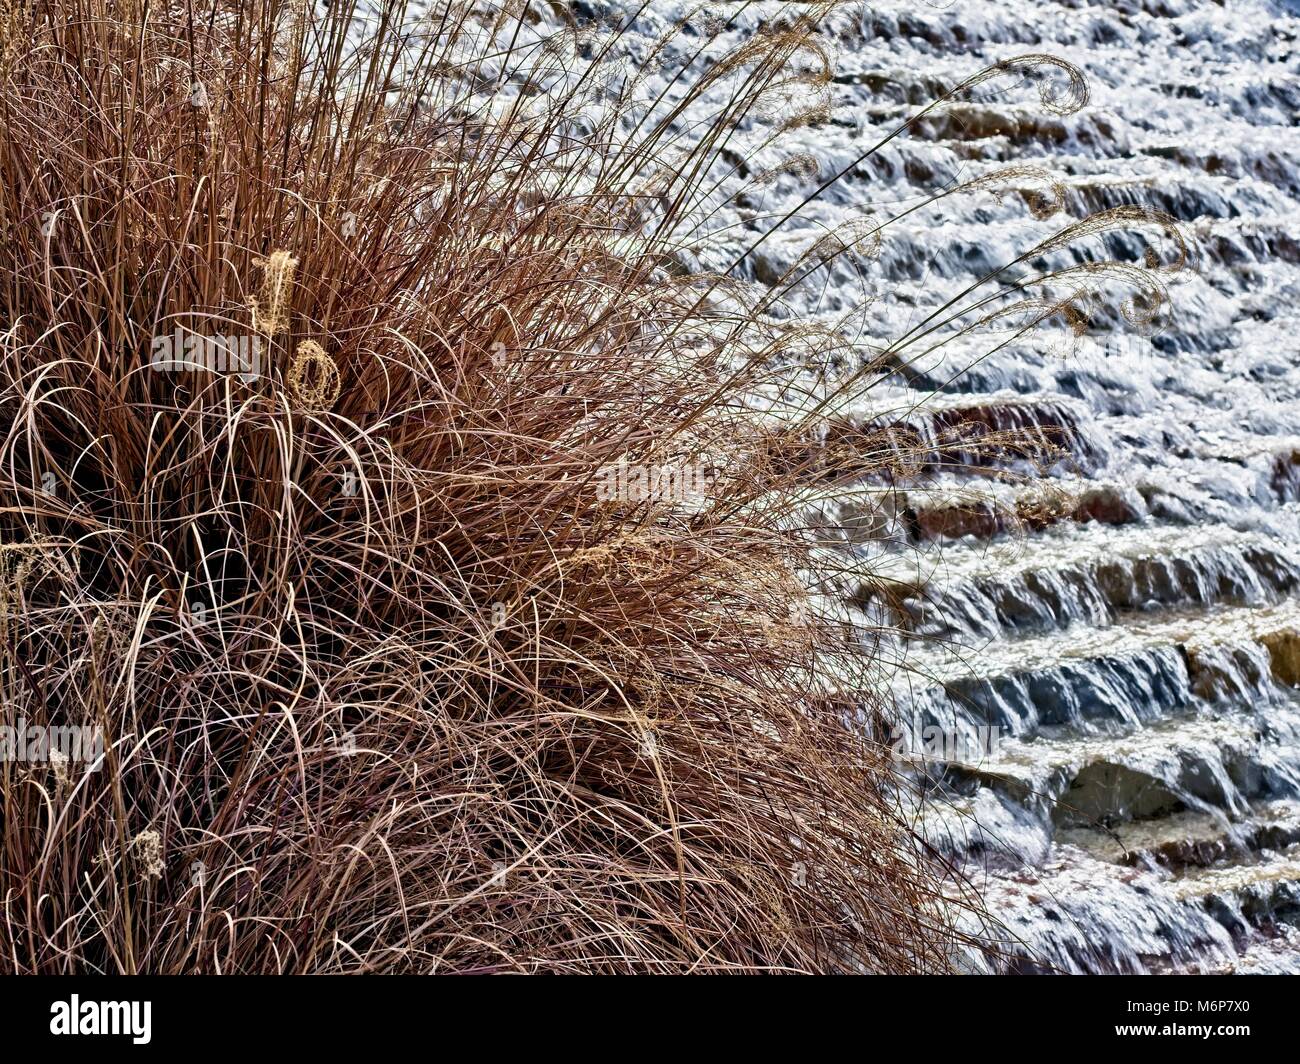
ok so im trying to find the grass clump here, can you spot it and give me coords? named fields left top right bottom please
left=0, top=0, right=974, bottom=974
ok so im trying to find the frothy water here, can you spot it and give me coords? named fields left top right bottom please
left=651, top=0, right=1300, bottom=973
left=779, top=0, right=1300, bottom=973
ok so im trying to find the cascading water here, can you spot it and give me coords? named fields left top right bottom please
left=647, top=0, right=1300, bottom=973
left=770, top=0, right=1300, bottom=973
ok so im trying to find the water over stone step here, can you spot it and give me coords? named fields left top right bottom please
left=899, top=600, right=1300, bottom=735
left=763, top=393, right=1108, bottom=487
left=980, top=835, right=1300, bottom=974
left=1168, top=926, right=1300, bottom=974
left=825, top=388, right=1107, bottom=478
left=1170, top=847, right=1300, bottom=939
left=972, top=845, right=1238, bottom=975
left=863, top=522, right=1300, bottom=638
left=940, top=713, right=1270, bottom=827
left=1058, top=800, right=1300, bottom=872
left=1142, top=138, right=1300, bottom=199
left=803, top=475, right=1143, bottom=546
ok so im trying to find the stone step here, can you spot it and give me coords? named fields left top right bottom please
left=1058, top=800, right=1300, bottom=871
left=863, top=522, right=1300, bottom=639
